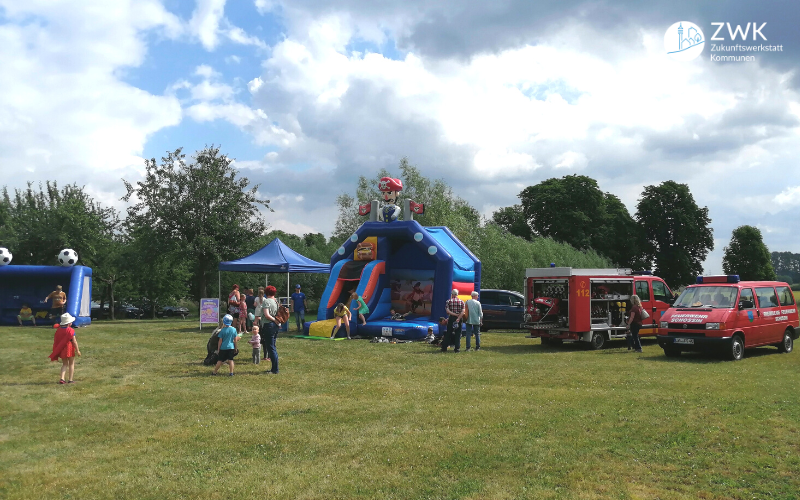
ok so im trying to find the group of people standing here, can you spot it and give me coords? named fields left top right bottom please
left=440, top=289, right=484, bottom=353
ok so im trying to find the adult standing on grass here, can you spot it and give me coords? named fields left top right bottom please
left=212, top=314, right=238, bottom=376
left=45, top=285, right=66, bottom=320
left=627, top=294, right=644, bottom=353
left=228, top=284, right=241, bottom=323
left=49, top=313, right=81, bottom=384
left=441, top=289, right=465, bottom=353
left=290, top=284, right=307, bottom=332
left=260, top=285, right=282, bottom=374
left=254, top=287, right=265, bottom=322
left=464, top=291, right=483, bottom=351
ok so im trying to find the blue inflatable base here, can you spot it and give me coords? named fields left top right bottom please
left=306, top=317, right=448, bottom=340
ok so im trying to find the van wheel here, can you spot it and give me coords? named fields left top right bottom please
left=728, top=335, right=744, bottom=361
left=589, top=332, right=606, bottom=350
left=777, top=329, right=793, bottom=353
left=664, top=348, right=681, bottom=358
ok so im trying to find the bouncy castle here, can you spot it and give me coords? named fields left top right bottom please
left=0, top=265, right=93, bottom=327
left=306, top=177, right=480, bottom=340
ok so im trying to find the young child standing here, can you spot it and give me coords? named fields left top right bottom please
left=49, top=313, right=81, bottom=384
left=249, top=325, right=262, bottom=364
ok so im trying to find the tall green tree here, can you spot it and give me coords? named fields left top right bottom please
left=636, top=181, right=714, bottom=287
left=771, top=251, right=800, bottom=283
left=123, top=146, right=271, bottom=299
left=508, top=175, right=645, bottom=267
left=491, top=204, right=532, bottom=240
left=0, top=182, right=118, bottom=266
left=722, top=226, right=776, bottom=281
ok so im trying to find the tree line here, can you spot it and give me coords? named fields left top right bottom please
left=0, top=150, right=783, bottom=317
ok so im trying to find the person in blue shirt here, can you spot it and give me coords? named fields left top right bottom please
left=212, top=314, right=239, bottom=376
left=290, top=284, right=307, bottom=332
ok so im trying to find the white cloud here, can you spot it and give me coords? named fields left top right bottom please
left=0, top=0, right=182, bottom=208
left=774, top=186, right=800, bottom=207
left=189, top=0, right=266, bottom=51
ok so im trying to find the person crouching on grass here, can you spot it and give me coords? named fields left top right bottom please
left=49, top=313, right=81, bottom=384
left=212, top=314, right=238, bottom=376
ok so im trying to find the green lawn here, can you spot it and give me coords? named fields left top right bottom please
left=1, top=320, right=798, bottom=500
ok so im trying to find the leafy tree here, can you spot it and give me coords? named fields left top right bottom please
left=635, top=181, right=713, bottom=287
left=509, top=175, right=645, bottom=267
left=722, top=225, right=776, bottom=281
left=491, top=205, right=532, bottom=240
left=518, top=175, right=604, bottom=250
left=0, top=182, right=118, bottom=267
left=771, top=251, right=800, bottom=283
left=123, top=146, right=271, bottom=300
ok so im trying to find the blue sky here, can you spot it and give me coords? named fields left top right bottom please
left=1, top=0, right=799, bottom=275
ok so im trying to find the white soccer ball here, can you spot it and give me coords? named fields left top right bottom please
left=0, top=247, right=11, bottom=265
left=58, top=248, right=79, bottom=267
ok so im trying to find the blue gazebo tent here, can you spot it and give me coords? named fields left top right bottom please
left=218, top=238, right=330, bottom=302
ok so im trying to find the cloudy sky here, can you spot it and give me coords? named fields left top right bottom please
left=1, top=0, right=799, bottom=274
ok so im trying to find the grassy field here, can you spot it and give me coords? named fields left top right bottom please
left=1, top=320, right=798, bottom=500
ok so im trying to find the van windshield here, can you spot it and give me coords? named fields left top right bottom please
left=674, top=286, right=738, bottom=308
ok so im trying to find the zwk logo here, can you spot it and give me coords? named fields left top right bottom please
left=711, top=22, right=767, bottom=41
left=664, top=21, right=705, bottom=61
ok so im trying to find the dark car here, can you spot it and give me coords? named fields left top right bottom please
left=161, top=305, right=190, bottom=319
left=116, top=303, right=144, bottom=319
left=478, top=289, right=525, bottom=331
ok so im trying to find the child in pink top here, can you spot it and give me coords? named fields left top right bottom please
left=248, top=325, right=261, bottom=364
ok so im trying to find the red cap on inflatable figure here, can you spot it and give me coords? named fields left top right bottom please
left=379, top=177, right=403, bottom=192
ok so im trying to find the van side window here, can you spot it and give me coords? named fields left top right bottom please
left=635, top=281, right=651, bottom=301
left=777, top=286, right=795, bottom=306
left=739, top=288, right=755, bottom=309
left=755, top=287, right=779, bottom=308
left=652, top=280, right=670, bottom=302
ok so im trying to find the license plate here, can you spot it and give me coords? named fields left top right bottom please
left=674, top=338, right=694, bottom=345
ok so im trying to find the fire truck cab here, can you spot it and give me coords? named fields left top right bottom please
left=522, top=267, right=674, bottom=349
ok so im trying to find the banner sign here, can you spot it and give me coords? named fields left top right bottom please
left=199, top=298, right=219, bottom=329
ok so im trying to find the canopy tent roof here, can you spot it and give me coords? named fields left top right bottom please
left=218, top=238, right=330, bottom=274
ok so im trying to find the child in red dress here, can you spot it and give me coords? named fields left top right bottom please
left=49, top=313, right=81, bottom=384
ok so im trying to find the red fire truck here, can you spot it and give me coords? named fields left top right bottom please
left=522, top=267, right=675, bottom=349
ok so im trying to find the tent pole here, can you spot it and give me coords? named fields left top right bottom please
left=287, top=272, right=290, bottom=306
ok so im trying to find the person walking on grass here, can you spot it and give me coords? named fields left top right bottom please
left=350, top=291, right=369, bottom=326
left=259, top=286, right=282, bottom=374
left=441, top=289, right=465, bottom=353
left=330, top=303, right=352, bottom=339
left=212, top=314, right=238, bottom=376
left=290, top=284, right=307, bottom=332
left=627, top=294, right=644, bottom=353
left=464, top=291, right=484, bottom=351
left=49, top=313, right=81, bottom=384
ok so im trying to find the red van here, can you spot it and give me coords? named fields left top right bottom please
left=657, top=276, right=799, bottom=360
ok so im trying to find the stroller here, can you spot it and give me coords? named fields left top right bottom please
left=203, top=328, right=222, bottom=366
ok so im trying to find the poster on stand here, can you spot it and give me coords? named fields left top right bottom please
left=199, top=298, right=219, bottom=330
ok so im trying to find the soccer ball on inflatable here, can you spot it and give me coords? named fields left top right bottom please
left=58, top=248, right=79, bottom=267
left=0, top=247, right=11, bottom=265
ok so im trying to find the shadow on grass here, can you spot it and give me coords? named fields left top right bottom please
left=1, top=381, right=63, bottom=386
left=641, top=346, right=782, bottom=364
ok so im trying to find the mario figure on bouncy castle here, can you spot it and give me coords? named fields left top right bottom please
left=378, top=177, right=403, bottom=223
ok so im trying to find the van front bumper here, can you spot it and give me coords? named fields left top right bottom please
left=657, top=333, right=730, bottom=351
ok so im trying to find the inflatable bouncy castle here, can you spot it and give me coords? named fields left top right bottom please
left=306, top=178, right=480, bottom=340
left=0, top=265, right=93, bottom=327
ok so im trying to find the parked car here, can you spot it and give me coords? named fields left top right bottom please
left=90, top=301, right=143, bottom=319
left=161, top=305, right=190, bottom=319
left=479, top=289, right=525, bottom=331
